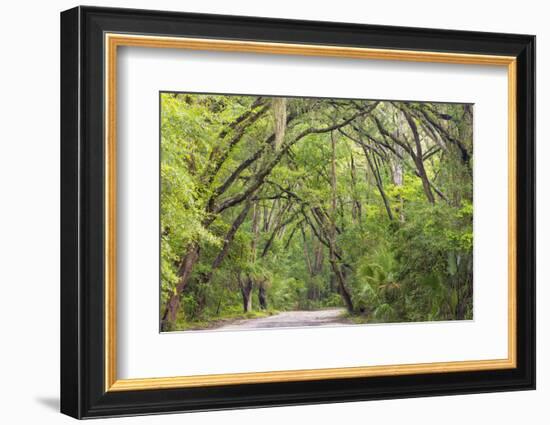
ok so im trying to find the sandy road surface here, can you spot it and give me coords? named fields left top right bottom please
left=215, top=308, right=350, bottom=330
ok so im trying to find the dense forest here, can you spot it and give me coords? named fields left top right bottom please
left=160, top=93, right=473, bottom=332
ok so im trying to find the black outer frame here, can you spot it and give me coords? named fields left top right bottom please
left=60, top=5, right=535, bottom=419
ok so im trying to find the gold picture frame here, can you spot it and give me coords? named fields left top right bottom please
left=104, top=33, right=517, bottom=392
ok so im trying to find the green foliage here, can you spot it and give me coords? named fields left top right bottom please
left=160, top=93, right=474, bottom=330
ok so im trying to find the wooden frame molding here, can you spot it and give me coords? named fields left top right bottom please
left=104, top=33, right=518, bottom=392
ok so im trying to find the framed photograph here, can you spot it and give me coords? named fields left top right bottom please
left=60, top=6, right=535, bottom=419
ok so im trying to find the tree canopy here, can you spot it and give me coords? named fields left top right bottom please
left=160, top=93, right=473, bottom=331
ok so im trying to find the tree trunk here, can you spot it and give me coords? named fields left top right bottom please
left=251, top=201, right=260, bottom=262
left=272, top=98, right=287, bottom=150
left=329, top=258, right=354, bottom=312
left=160, top=243, right=200, bottom=331
left=329, top=132, right=354, bottom=313
left=349, top=152, right=362, bottom=223
left=414, top=157, right=435, bottom=204
left=258, top=280, right=268, bottom=310
left=240, top=275, right=253, bottom=313
left=363, top=146, right=394, bottom=221
left=302, top=226, right=314, bottom=275
left=390, top=146, right=405, bottom=222
left=313, top=239, right=324, bottom=275
left=403, top=110, right=435, bottom=204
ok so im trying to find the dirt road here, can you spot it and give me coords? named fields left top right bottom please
left=215, top=308, right=350, bottom=330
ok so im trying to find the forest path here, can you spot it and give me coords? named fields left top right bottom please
left=216, top=308, right=350, bottom=330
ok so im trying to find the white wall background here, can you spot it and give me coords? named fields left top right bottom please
left=0, top=0, right=545, bottom=423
